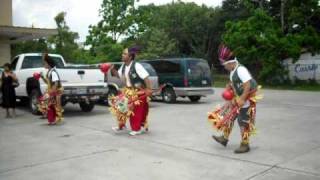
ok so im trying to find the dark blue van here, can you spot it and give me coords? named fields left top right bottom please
left=142, top=58, right=214, bottom=103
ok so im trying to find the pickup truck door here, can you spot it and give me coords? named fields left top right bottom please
left=14, top=56, right=47, bottom=97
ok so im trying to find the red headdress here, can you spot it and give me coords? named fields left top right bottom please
left=218, top=44, right=237, bottom=65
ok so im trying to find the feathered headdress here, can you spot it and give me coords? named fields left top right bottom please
left=218, top=44, right=237, bottom=65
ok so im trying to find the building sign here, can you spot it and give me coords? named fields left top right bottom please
left=283, top=53, right=320, bottom=82
left=294, top=64, right=318, bottom=73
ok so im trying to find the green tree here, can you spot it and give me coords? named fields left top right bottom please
left=11, top=38, right=49, bottom=57
left=133, top=2, right=220, bottom=60
left=221, top=0, right=320, bottom=84
left=86, top=0, right=137, bottom=61
left=156, top=2, right=212, bottom=57
left=48, top=12, right=80, bottom=63
left=126, top=4, right=158, bottom=40
left=223, top=8, right=320, bottom=84
left=131, top=1, right=252, bottom=66
left=208, top=0, right=252, bottom=68
left=135, top=28, right=177, bottom=59
left=86, top=1, right=253, bottom=65
left=267, top=0, right=320, bottom=33
left=99, top=0, right=135, bottom=41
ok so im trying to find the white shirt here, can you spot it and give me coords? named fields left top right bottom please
left=230, top=63, right=252, bottom=108
left=48, top=67, right=60, bottom=82
left=118, top=61, right=149, bottom=87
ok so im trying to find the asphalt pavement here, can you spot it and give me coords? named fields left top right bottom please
left=0, top=88, right=319, bottom=180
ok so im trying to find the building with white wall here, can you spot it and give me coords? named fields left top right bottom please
left=283, top=53, right=320, bottom=83
left=0, top=0, right=57, bottom=65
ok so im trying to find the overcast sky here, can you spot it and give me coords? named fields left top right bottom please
left=13, top=0, right=223, bottom=42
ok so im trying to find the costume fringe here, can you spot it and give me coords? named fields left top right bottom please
left=208, top=86, right=263, bottom=143
left=109, top=88, right=147, bottom=127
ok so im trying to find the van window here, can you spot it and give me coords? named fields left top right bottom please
left=141, top=63, right=157, bottom=76
left=187, top=59, right=211, bottom=78
left=148, top=60, right=180, bottom=74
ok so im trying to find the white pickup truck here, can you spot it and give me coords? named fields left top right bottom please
left=11, top=53, right=108, bottom=114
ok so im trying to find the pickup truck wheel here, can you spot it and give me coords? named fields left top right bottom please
left=188, top=96, right=201, bottom=102
left=162, top=87, right=176, bottom=103
left=107, top=88, right=118, bottom=106
left=79, top=102, right=95, bottom=112
left=19, top=97, right=29, bottom=106
left=29, top=89, right=41, bottom=115
left=150, top=96, right=157, bottom=101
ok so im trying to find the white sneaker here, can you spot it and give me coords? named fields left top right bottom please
left=129, top=130, right=143, bottom=136
left=143, top=127, right=149, bottom=132
left=112, top=126, right=126, bottom=132
left=140, top=127, right=149, bottom=134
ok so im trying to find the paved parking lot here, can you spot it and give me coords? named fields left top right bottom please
left=0, top=88, right=320, bottom=180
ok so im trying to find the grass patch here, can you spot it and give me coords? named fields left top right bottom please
left=213, top=74, right=229, bottom=88
left=261, top=83, right=320, bottom=91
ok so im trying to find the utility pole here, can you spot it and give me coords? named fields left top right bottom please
left=259, top=0, right=263, bottom=8
left=252, top=0, right=264, bottom=9
left=281, top=0, right=285, bottom=32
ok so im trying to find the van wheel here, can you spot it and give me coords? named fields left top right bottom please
left=29, top=89, right=41, bottom=115
left=61, top=99, right=67, bottom=107
left=188, top=96, right=201, bottom=102
left=162, top=87, right=176, bottom=103
left=107, top=87, right=118, bottom=106
left=79, top=102, right=95, bottom=112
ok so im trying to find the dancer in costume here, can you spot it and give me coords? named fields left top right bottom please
left=209, top=45, right=261, bottom=153
left=110, top=47, right=152, bottom=136
left=41, top=54, right=64, bottom=125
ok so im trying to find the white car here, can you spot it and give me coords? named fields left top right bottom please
left=11, top=53, right=108, bottom=114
